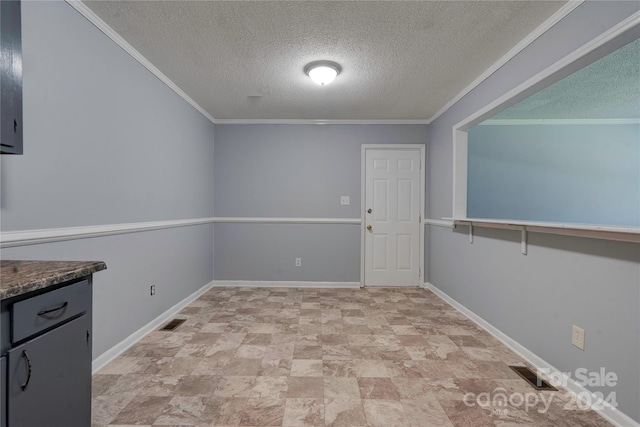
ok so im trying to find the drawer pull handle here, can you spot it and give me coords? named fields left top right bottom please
left=21, top=351, right=32, bottom=391
left=37, top=301, right=68, bottom=316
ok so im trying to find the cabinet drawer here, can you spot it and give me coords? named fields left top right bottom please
left=11, top=280, right=90, bottom=343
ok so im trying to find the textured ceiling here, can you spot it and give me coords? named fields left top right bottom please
left=83, top=0, right=566, bottom=121
left=491, top=38, right=640, bottom=120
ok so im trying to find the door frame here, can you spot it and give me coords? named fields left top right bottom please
left=360, top=144, right=426, bottom=288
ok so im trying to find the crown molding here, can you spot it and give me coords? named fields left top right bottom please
left=66, top=1, right=429, bottom=126
left=65, top=1, right=217, bottom=124
left=426, top=1, right=585, bottom=124
left=212, top=119, right=430, bottom=125
left=68, top=0, right=585, bottom=126
left=453, top=11, right=640, bottom=132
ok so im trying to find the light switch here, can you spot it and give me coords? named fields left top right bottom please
left=340, top=196, right=350, bottom=205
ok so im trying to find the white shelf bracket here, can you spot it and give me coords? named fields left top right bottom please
left=469, top=223, right=474, bottom=244
left=521, top=227, right=528, bottom=255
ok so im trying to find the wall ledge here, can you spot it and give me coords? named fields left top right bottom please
left=448, top=218, right=640, bottom=244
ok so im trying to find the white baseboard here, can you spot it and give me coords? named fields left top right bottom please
left=423, top=282, right=639, bottom=427
left=212, top=280, right=361, bottom=289
left=92, top=280, right=215, bottom=374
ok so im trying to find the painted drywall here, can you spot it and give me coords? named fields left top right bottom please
left=0, top=2, right=215, bottom=358
left=467, top=124, right=640, bottom=226
left=213, top=124, right=427, bottom=282
left=1, top=226, right=213, bottom=358
left=428, top=1, right=640, bottom=422
left=214, top=223, right=360, bottom=282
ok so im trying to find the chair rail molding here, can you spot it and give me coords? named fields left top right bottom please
left=0, top=217, right=362, bottom=248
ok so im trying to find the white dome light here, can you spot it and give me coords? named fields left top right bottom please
left=308, top=66, right=337, bottom=85
left=304, top=61, right=341, bottom=86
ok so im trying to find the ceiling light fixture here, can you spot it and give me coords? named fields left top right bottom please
left=304, top=60, right=341, bottom=86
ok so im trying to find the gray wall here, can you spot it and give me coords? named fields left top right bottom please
left=0, top=1, right=215, bottom=359
left=213, top=124, right=427, bottom=281
left=428, top=1, right=640, bottom=422
left=2, top=227, right=213, bottom=359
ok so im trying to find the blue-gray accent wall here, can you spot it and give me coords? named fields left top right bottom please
left=0, top=1, right=215, bottom=358
left=467, top=124, right=640, bottom=226
left=213, top=124, right=427, bottom=282
left=428, top=1, right=640, bottom=422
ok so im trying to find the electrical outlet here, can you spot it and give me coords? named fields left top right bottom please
left=295, top=258, right=302, bottom=267
left=150, top=285, right=156, bottom=296
left=340, top=196, right=350, bottom=205
left=572, top=325, right=585, bottom=350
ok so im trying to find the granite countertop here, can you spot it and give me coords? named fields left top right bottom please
left=0, top=260, right=107, bottom=300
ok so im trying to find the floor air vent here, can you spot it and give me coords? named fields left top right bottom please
left=509, top=366, right=557, bottom=391
left=161, top=318, right=186, bottom=331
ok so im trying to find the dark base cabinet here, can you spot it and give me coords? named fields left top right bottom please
left=7, top=314, right=91, bottom=427
left=1, top=356, right=6, bottom=427
left=1, top=278, right=93, bottom=427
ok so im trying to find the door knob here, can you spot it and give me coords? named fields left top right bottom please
left=366, top=225, right=372, bottom=231
left=367, top=209, right=372, bottom=214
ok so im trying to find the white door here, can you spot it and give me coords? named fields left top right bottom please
left=364, top=148, right=422, bottom=287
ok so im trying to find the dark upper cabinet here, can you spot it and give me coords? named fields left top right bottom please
left=0, top=0, right=23, bottom=155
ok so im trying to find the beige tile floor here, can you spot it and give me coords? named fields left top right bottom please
left=91, top=287, right=611, bottom=426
